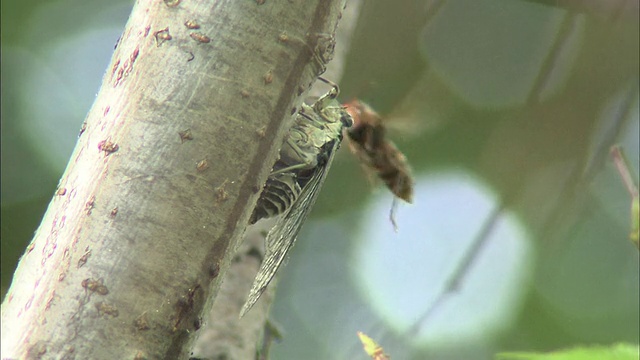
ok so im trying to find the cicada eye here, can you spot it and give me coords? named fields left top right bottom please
left=341, top=113, right=354, bottom=128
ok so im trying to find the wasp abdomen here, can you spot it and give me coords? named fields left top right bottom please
left=344, top=99, right=414, bottom=204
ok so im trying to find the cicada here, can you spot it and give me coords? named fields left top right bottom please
left=343, top=99, right=414, bottom=228
left=241, top=78, right=353, bottom=317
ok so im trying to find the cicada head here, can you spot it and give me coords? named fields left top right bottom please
left=316, top=100, right=353, bottom=141
left=340, top=109, right=354, bottom=128
left=321, top=99, right=353, bottom=126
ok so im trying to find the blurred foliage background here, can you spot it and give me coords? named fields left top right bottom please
left=1, top=0, right=638, bottom=359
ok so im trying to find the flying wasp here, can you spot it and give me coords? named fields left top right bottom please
left=343, top=99, right=414, bottom=203
left=343, top=99, right=414, bottom=228
left=241, top=78, right=353, bottom=317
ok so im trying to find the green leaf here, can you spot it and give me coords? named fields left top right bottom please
left=496, top=343, right=639, bottom=360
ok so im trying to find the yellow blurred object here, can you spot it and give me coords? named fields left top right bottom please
left=357, top=331, right=390, bottom=360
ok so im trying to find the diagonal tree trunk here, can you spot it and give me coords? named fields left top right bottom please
left=1, top=0, right=347, bottom=358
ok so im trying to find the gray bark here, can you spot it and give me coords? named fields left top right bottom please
left=0, top=0, right=348, bottom=358
left=191, top=2, right=362, bottom=358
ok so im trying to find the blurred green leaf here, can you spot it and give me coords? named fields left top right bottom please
left=496, top=343, right=639, bottom=360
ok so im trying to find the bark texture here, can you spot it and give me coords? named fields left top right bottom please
left=191, top=2, right=362, bottom=358
left=1, top=0, right=348, bottom=358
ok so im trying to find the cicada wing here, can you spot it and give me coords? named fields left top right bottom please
left=240, top=139, right=342, bottom=317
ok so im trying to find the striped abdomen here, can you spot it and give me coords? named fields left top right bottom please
left=250, top=172, right=302, bottom=224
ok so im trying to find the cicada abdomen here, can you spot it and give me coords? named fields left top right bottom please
left=249, top=172, right=301, bottom=224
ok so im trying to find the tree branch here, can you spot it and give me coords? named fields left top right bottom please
left=191, top=2, right=363, bottom=357
left=0, top=0, right=348, bottom=358
left=522, top=0, right=639, bottom=22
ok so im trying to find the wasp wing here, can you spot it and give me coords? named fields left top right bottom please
left=240, top=138, right=342, bottom=317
